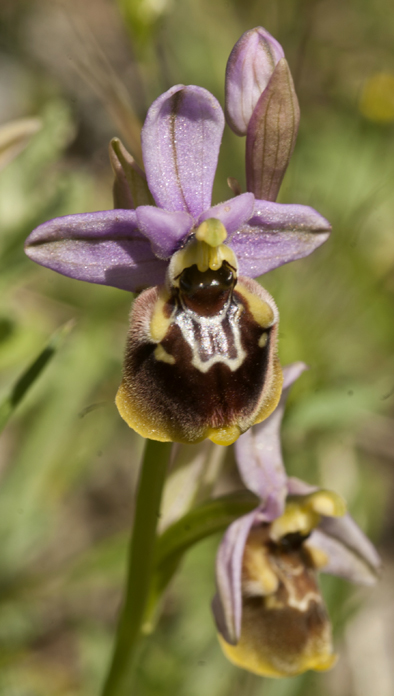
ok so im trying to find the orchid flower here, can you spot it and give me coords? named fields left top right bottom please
left=213, top=363, right=381, bottom=677
left=25, top=30, right=331, bottom=446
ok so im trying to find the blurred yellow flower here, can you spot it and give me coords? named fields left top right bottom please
left=359, top=72, right=394, bottom=123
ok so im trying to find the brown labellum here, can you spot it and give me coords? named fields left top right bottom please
left=116, top=256, right=282, bottom=445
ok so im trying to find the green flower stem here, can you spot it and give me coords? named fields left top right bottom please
left=101, top=439, right=171, bottom=696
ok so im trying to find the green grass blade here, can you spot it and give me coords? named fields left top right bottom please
left=0, top=320, right=74, bottom=433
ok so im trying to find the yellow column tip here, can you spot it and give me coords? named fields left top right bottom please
left=196, top=218, right=227, bottom=247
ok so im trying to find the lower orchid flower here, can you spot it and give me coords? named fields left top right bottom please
left=25, top=50, right=330, bottom=445
left=213, top=363, right=381, bottom=677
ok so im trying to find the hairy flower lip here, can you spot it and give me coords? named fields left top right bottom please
left=116, top=274, right=283, bottom=445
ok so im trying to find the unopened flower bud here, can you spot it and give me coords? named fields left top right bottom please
left=245, top=58, right=300, bottom=202
left=225, top=27, right=284, bottom=136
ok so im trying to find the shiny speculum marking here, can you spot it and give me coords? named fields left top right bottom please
left=170, top=263, right=247, bottom=374
left=116, top=220, right=282, bottom=444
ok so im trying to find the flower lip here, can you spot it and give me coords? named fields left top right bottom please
left=116, top=274, right=282, bottom=445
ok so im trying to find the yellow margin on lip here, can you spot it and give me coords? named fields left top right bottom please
left=149, top=287, right=172, bottom=343
left=115, top=380, right=172, bottom=442
left=236, top=281, right=275, bottom=328
left=218, top=634, right=337, bottom=678
left=252, top=356, right=283, bottom=426
left=207, top=424, right=242, bottom=446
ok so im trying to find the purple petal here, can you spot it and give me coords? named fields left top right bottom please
left=136, top=206, right=194, bottom=259
left=246, top=58, right=300, bottom=201
left=282, top=361, right=309, bottom=390
left=225, top=27, right=284, bottom=136
left=287, top=476, right=315, bottom=496
left=213, top=510, right=259, bottom=644
left=227, top=199, right=331, bottom=277
left=199, top=192, right=255, bottom=234
left=141, top=85, right=224, bottom=217
left=310, top=514, right=381, bottom=586
left=214, top=501, right=279, bottom=644
left=25, top=210, right=167, bottom=292
left=235, top=362, right=307, bottom=503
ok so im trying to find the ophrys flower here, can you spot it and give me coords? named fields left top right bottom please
left=213, top=364, right=381, bottom=675
left=25, top=36, right=330, bottom=445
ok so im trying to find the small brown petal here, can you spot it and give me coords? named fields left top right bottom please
left=109, top=137, right=154, bottom=209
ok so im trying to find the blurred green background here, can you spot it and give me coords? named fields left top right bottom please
left=0, top=0, right=393, bottom=694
